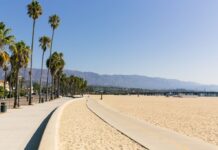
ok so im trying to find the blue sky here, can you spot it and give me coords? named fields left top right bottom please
left=1, top=0, right=218, bottom=84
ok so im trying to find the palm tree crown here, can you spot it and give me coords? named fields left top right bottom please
left=46, top=52, right=65, bottom=76
left=0, top=51, right=10, bottom=67
left=10, top=41, right=30, bottom=69
left=27, top=1, right=42, bottom=20
left=39, top=36, right=51, bottom=52
left=0, top=22, right=14, bottom=50
left=49, top=15, right=60, bottom=30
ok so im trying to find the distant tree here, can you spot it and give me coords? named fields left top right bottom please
left=81, top=80, right=87, bottom=96
left=33, top=82, right=40, bottom=94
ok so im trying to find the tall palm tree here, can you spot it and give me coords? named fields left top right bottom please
left=55, top=53, right=64, bottom=98
left=0, top=22, right=14, bottom=99
left=9, top=41, right=30, bottom=108
left=46, top=14, right=60, bottom=101
left=39, top=36, right=51, bottom=103
left=46, top=52, right=63, bottom=99
left=27, top=0, right=42, bottom=105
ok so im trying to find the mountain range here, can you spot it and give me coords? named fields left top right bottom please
left=1, top=68, right=218, bottom=91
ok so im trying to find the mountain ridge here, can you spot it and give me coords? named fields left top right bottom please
left=1, top=68, right=218, bottom=91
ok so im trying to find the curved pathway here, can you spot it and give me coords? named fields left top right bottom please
left=0, top=97, right=71, bottom=150
left=87, top=98, right=218, bottom=150
left=57, top=99, right=146, bottom=150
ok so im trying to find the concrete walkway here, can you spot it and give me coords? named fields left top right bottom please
left=87, top=99, right=218, bottom=150
left=0, top=97, right=71, bottom=150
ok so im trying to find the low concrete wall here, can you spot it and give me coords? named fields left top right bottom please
left=39, top=98, right=82, bottom=150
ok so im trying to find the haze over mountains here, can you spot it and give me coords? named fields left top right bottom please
left=1, top=69, right=218, bottom=91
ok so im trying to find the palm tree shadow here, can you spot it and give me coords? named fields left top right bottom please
left=24, top=108, right=57, bottom=150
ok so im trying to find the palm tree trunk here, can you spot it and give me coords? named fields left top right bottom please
left=45, top=67, right=49, bottom=101
left=57, top=75, right=60, bottom=97
left=50, top=75, right=54, bottom=100
left=56, top=77, right=58, bottom=98
left=13, top=70, right=19, bottom=108
left=4, top=70, right=7, bottom=99
left=46, top=29, right=55, bottom=101
left=39, top=51, right=45, bottom=103
left=9, top=72, right=12, bottom=98
left=18, top=73, right=20, bottom=107
left=29, top=19, right=36, bottom=105
left=53, top=76, right=57, bottom=99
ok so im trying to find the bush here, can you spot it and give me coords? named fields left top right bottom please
left=0, top=86, right=8, bottom=98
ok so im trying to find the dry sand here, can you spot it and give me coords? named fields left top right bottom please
left=90, top=95, right=218, bottom=146
left=59, top=99, right=146, bottom=150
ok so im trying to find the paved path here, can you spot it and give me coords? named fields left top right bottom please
left=0, top=97, right=71, bottom=150
left=87, top=98, right=218, bottom=150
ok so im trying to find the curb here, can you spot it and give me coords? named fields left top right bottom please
left=38, top=98, right=82, bottom=150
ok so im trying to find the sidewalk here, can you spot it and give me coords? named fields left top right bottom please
left=0, top=97, right=71, bottom=150
left=87, top=98, right=218, bottom=150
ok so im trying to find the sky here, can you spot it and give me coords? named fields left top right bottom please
left=1, top=0, right=218, bottom=84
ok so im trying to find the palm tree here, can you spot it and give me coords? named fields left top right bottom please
left=38, top=36, right=51, bottom=103
left=27, top=0, right=42, bottom=105
left=46, top=52, right=64, bottom=99
left=9, top=41, right=30, bottom=108
left=0, top=22, right=14, bottom=99
left=60, top=73, right=67, bottom=96
left=46, top=14, right=60, bottom=101
left=55, top=53, right=64, bottom=98
left=81, top=80, right=87, bottom=97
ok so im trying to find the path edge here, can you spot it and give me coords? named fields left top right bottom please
left=38, top=98, right=81, bottom=150
left=86, top=98, right=149, bottom=149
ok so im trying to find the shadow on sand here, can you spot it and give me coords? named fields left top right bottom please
left=24, top=108, right=57, bottom=150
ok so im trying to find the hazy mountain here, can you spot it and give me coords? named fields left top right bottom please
left=64, top=70, right=218, bottom=91
left=1, top=69, right=218, bottom=91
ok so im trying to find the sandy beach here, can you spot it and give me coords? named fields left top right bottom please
left=59, top=99, right=146, bottom=150
left=90, top=95, right=218, bottom=146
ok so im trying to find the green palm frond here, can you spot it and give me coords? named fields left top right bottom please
left=27, top=1, right=42, bottom=20
left=39, top=36, right=51, bottom=52
left=47, top=51, right=65, bottom=76
left=9, top=41, right=30, bottom=70
left=0, top=22, right=15, bottom=50
left=49, top=15, right=60, bottom=29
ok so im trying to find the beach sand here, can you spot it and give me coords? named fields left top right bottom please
left=59, top=99, right=146, bottom=150
left=90, top=95, right=218, bottom=146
